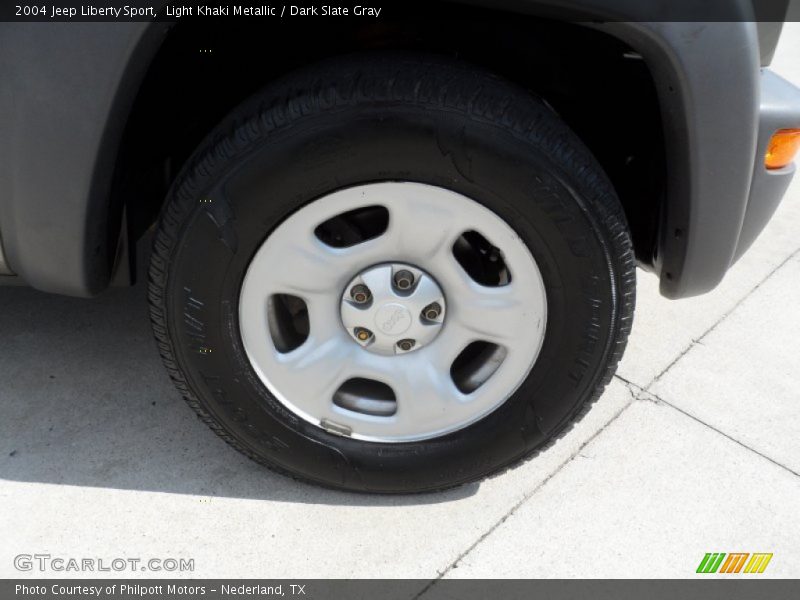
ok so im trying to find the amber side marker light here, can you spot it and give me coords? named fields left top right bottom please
left=765, top=128, right=800, bottom=169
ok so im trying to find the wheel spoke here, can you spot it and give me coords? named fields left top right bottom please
left=276, top=332, right=355, bottom=409
left=346, top=352, right=464, bottom=433
left=427, top=324, right=475, bottom=371
left=391, top=360, right=465, bottom=429
left=448, top=279, right=536, bottom=347
left=306, top=296, right=344, bottom=344
left=383, top=197, right=463, bottom=262
left=254, top=232, right=349, bottom=298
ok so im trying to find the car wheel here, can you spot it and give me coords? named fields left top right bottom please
left=148, top=53, right=636, bottom=493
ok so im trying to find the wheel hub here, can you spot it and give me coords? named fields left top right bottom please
left=340, top=263, right=446, bottom=356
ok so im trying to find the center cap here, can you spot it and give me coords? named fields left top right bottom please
left=375, top=303, right=412, bottom=336
left=340, top=263, right=446, bottom=356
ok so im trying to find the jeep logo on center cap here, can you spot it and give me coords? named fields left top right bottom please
left=375, top=303, right=412, bottom=336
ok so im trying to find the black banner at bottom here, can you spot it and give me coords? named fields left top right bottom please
left=4, top=579, right=800, bottom=600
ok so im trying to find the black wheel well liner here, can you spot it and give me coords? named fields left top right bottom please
left=112, top=11, right=665, bottom=276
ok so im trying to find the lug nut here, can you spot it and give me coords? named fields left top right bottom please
left=350, top=284, right=371, bottom=304
left=394, top=269, right=415, bottom=290
left=423, top=302, right=442, bottom=321
left=354, top=327, right=373, bottom=343
left=397, top=339, right=416, bottom=352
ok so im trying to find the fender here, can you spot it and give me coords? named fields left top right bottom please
left=0, top=20, right=169, bottom=295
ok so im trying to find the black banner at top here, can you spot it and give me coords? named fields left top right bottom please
left=2, top=0, right=800, bottom=22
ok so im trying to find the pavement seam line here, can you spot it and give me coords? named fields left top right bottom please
left=413, top=393, right=636, bottom=597
left=613, top=373, right=646, bottom=394
left=654, top=393, right=800, bottom=478
left=414, top=249, right=800, bottom=593
left=646, top=246, right=800, bottom=390
left=633, top=248, right=800, bottom=478
left=617, top=379, right=800, bottom=488
left=618, top=370, right=800, bottom=477
left=619, top=370, right=800, bottom=478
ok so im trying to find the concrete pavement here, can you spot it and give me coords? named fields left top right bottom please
left=2, top=24, right=799, bottom=582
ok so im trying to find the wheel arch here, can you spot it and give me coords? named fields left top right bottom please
left=1, top=2, right=760, bottom=299
left=115, top=12, right=668, bottom=289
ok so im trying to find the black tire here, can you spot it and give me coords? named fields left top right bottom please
left=148, top=53, right=636, bottom=493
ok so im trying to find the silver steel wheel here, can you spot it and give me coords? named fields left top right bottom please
left=239, top=182, right=547, bottom=442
